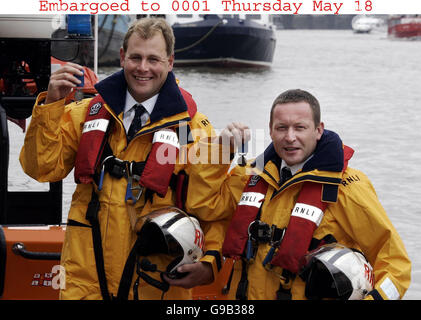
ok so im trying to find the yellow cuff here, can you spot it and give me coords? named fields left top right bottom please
left=200, top=253, right=220, bottom=281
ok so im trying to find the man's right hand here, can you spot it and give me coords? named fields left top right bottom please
left=45, top=62, right=84, bottom=104
left=218, top=122, right=251, bottom=152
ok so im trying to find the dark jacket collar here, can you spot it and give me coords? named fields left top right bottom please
left=94, top=70, right=188, bottom=123
left=253, top=129, right=345, bottom=173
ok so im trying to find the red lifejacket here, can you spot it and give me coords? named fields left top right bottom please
left=222, top=146, right=354, bottom=274
left=74, top=88, right=197, bottom=198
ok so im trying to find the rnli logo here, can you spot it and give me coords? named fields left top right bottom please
left=248, top=175, right=260, bottom=187
left=291, top=203, right=324, bottom=226
left=82, top=119, right=109, bottom=133
left=238, top=192, right=265, bottom=208
left=153, top=130, right=180, bottom=149
left=89, top=102, right=102, bottom=115
left=341, top=174, right=361, bottom=187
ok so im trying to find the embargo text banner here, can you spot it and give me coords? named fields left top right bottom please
left=1, top=0, right=420, bottom=15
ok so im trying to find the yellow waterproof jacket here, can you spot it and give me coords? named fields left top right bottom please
left=197, top=130, right=411, bottom=300
left=19, top=71, right=230, bottom=300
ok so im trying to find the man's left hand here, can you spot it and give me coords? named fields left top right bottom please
left=162, top=262, right=214, bottom=289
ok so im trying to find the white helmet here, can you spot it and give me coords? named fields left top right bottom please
left=135, top=207, right=204, bottom=278
left=300, top=243, right=374, bottom=300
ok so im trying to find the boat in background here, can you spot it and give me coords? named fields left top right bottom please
left=351, top=15, right=385, bottom=34
left=0, top=15, right=56, bottom=39
left=388, top=15, right=421, bottom=40
left=169, top=14, right=276, bottom=68
left=50, top=14, right=277, bottom=69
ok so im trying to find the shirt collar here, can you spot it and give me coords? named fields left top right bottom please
left=124, top=90, right=159, bottom=115
left=281, top=154, right=314, bottom=176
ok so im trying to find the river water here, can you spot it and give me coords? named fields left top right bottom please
left=7, top=29, right=421, bottom=300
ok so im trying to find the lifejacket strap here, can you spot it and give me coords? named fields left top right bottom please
left=85, top=189, right=111, bottom=301
left=235, top=259, right=249, bottom=300
left=367, top=289, right=384, bottom=300
left=116, top=237, right=141, bottom=300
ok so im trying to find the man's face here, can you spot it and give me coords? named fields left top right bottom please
left=120, top=31, right=174, bottom=103
left=270, top=101, right=324, bottom=166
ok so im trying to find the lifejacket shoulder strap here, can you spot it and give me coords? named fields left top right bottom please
left=74, top=95, right=112, bottom=184
left=270, top=182, right=327, bottom=274
left=222, top=175, right=268, bottom=259
left=85, top=189, right=111, bottom=300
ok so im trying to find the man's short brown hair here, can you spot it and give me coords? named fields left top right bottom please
left=122, top=17, right=175, bottom=57
left=270, top=89, right=321, bottom=127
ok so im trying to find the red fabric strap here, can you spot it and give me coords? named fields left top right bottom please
left=139, top=129, right=179, bottom=197
left=74, top=95, right=111, bottom=184
left=271, top=182, right=327, bottom=274
left=222, top=175, right=268, bottom=259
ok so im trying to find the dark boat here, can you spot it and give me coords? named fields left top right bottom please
left=171, top=15, right=277, bottom=68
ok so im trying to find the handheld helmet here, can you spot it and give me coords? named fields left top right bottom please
left=300, top=243, right=374, bottom=300
left=134, top=206, right=204, bottom=278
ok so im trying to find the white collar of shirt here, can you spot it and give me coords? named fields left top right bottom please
left=281, top=154, right=314, bottom=176
left=123, top=91, right=158, bottom=132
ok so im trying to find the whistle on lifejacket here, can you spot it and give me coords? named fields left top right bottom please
left=262, top=226, right=285, bottom=269
left=125, top=162, right=144, bottom=204
left=262, top=246, right=277, bottom=268
left=98, top=156, right=113, bottom=191
left=246, top=221, right=258, bottom=262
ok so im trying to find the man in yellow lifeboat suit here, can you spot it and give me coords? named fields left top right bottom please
left=19, top=18, right=229, bottom=300
left=194, top=89, right=411, bottom=300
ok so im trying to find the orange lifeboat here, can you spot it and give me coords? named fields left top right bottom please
left=0, top=225, right=65, bottom=300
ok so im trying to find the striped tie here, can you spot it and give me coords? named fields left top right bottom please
left=127, top=104, right=146, bottom=142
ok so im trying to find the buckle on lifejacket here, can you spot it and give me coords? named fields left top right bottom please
left=247, top=220, right=286, bottom=268
left=98, top=156, right=128, bottom=190
left=246, top=220, right=271, bottom=261
left=248, top=220, right=272, bottom=243
left=109, top=157, right=127, bottom=179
